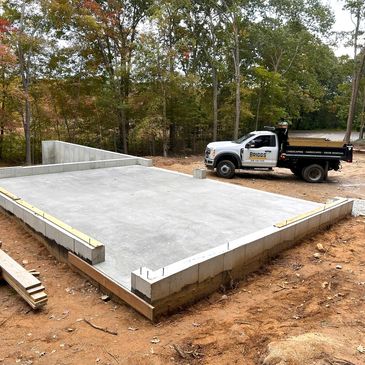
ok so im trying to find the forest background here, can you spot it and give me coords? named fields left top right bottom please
left=0, top=0, right=364, bottom=164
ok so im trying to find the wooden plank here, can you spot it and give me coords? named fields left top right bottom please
left=0, top=187, right=20, bottom=201
left=0, top=250, right=40, bottom=290
left=68, top=252, right=154, bottom=321
left=2, top=271, right=47, bottom=309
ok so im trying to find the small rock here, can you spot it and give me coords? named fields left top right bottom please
left=336, top=265, right=342, bottom=270
left=313, top=253, right=321, bottom=259
left=66, top=328, right=74, bottom=332
left=221, top=294, right=228, bottom=300
left=150, top=337, right=160, bottom=344
left=316, top=243, right=325, bottom=252
left=100, top=294, right=110, bottom=302
left=39, top=352, right=46, bottom=357
left=22, top=259, right=29, bottom=265
left=357, top=345, right=365, bottom=354
left=192, top=322, right=200, bottom=327
left=321, top=282, right=329, bottom=289
left=128, top=327, right=138, bottom=331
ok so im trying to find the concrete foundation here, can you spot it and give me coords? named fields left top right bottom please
left=0, top=141, right=354, bottom=320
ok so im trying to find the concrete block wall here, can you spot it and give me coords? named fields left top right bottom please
left=0, top=158, right=142, bottom=179
left=0, top=192, right=105, bottom=264
left=42, top=141, right=152, bottom=167
left=131, top=199, right=353, bottom=310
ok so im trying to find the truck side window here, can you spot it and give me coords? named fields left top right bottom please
left=251, top=135, right=276, bottom=148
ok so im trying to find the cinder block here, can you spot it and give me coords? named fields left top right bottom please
left=280, top=224, right=296, bottom=245
left=74, top=239, right=105, bottom=265
left=138, top=159, right=153, bottom=167
left=150, top=276, right=171, bottom=302
left=198, top=254, right=224, bottom=283
left=319, top=210, right=331, bottom=228
left=4, top=199, right=15, bottom=214
left=264, top=230, right=281, bottom=251
left=24, top=211, right=46, bottom=235
left=193, top=169, right=207, bottom=179
left=224, top=244, right=246, bottom=271
left=12, top=204, right=25, bottom=220
left=294, top=220, right=309, bottom=241
left=169, top=265, right=199, bottom=294
left=132, top=272, right=152, bottom=299
left=306, top=214, right=320, bottom=233
left=245, top=238, right=265, bottom=261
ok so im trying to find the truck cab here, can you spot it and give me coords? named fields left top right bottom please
left=205, top=131, right=280, bottom=178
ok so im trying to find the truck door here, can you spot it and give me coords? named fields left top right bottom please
left=242, top=134, right=278, bottom=167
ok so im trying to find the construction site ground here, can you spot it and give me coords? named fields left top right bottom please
left=0, top=153, right=364, bottom=365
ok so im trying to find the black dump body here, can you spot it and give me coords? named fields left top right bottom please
left=270, top=126, right=354, bottom=171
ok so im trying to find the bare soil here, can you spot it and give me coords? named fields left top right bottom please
left=0, top=154, right=364, bottom=365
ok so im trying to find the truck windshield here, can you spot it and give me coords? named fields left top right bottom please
left=233, top=133, right=254, bottom=144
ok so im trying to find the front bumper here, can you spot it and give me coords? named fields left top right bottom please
left=204, top=158, right=214, bottom=169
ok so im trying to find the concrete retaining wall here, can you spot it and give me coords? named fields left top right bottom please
left=0, top=191, right=105, bottom=265
left=0, top=158, right=140, bottom=179
left=42, top=140, right=152, bottom=166
left=131, top=198, right=353, bottom=313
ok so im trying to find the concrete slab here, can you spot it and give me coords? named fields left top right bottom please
left=0, top=165, right=321, bottom=288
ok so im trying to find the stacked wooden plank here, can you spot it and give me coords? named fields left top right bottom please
left=0, top=249, right=47, bottom=309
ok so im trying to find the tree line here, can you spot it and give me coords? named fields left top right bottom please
left=0, top=0, right=364, bottom=163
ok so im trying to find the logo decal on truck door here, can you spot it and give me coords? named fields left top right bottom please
left=249, top=152, right=267, bottom=160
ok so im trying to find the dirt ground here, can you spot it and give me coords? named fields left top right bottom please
left=0, top=154, right=364, bottom=365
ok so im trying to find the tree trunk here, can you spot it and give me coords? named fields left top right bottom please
left=212, top=66, right=218, bottom=141
left=255, top=90, right=261, bottom=131
left=344, top=7, right=363, bottom=144
left=233, top=19, right=240, bottom=140
left=0, top=68, right=5, bottom=160
left=162, top=86, right=169, bottom=157
left=359, top=82, right=365, bottom=140
left=344, top=50, right=365, bottom=143
left=18, top=1, right=32, bottom=165
left=118, top=107, right=128, bottom=154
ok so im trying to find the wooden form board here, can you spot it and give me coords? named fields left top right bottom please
left=68, top=252, right=154, bottom=321
left=0, top=249, right=47, bottom=309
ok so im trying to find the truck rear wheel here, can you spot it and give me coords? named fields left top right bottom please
left=302, top=164, right=325, bottom=183
left=216, top=160, right=236, bottom=179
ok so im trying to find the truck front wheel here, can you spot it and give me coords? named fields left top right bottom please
left=302, top=164, right=325, bottom=183
left=216, top=160, right=236, bottom=179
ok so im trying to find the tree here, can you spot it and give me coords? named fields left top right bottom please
left=343, top=0, right=365, bottom=143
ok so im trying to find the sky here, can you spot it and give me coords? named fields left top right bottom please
left=329, top=0, right=356, bottom=57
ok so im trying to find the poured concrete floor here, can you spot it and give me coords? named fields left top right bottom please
left=0, top=166, right=321, bottom=288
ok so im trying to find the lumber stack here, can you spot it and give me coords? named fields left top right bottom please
left=0, top=249, right=47, bottom=309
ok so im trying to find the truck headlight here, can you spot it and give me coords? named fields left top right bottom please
left=210, top=149, right=216, bottom=158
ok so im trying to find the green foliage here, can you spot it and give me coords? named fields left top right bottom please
left=0, top=0, right=359, bottom=161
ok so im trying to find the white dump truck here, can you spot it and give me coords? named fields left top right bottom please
left=204, top=125, right=353, bottom=183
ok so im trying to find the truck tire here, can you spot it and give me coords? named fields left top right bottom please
left=302, top=164, right=325, bottom=183
left=216, top=160, right=236, bottom=179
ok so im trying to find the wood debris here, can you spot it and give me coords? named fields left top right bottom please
left=0, top=249, right=47, bottom=309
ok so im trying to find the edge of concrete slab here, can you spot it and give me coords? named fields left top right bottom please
left=131, top=198, right=353, bottom=317
left=0, top=189, right=105, bottom=264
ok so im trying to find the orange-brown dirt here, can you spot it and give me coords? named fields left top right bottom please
left=0, top=154, right=364, bottom=365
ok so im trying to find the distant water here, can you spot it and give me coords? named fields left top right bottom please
left=290, top=131, right=360, bottom=142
